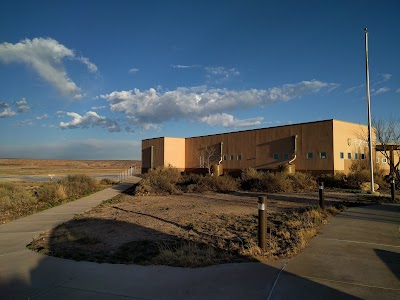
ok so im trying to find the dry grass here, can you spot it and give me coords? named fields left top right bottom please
left=28, top=190, right=349, bottom=267
left=0, top=158, right=140, bottom=177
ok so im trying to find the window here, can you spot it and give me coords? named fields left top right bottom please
left=340, top=152, right=344, bottom=159
left=229, top=155, right=234, bottom=160
left=307, top=152, right=313, bottom=159
left=223, top=154, right=227, bottom=161
left=382, top=158, right=387, bottom=163
left=237, top=154, right=242, bottom=160
left=283, top=153, right=289, bottom=160
left=348, top=153, right=352, bottom=159
left=273, top=153, right=279, bottom=160
left=361, top=154, right=365, bottom=160
left=319, top=152, right=327, bottom=159
left=376, top=158, right=380, bottom=163
left=354, top=153, right=358, bottom=160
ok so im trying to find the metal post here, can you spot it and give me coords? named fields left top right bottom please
left=258, top=196, right=267, bottom=251
left=365, top=28, right=375, bottom=193
left=319, top=181, right=325, bottom=209
left=391, top=178, right=395, bottom=202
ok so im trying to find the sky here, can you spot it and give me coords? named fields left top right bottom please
left=0, top=0, right=399, bottom=160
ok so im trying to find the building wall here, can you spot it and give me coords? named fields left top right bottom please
left=141, top=137, right=165, bottom=173
left=164, top=137, right=185, bottom=171
left=184, top=120, right=335, bottom=174
left=141, top=119, right=389, bottom=175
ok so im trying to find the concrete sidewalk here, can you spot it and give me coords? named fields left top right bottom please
left=1, top=184, right=399, bottom=299
left=270, top=204, right=400, bottom=300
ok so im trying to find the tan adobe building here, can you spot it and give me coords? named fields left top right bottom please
left=142, top=119, right=390, bottom=175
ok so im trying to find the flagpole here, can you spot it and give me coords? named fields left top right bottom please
left=365, top=28, right=375, bottom=193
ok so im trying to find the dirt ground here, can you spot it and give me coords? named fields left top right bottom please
left=29, top=189, right=367, bottom=267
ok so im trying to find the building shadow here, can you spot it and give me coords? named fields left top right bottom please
left=0, top=216, right=365, bottom=299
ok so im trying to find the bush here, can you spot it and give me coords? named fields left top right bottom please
left=136, top=166, right=182, bottom=195
left=59, top=174, right=97, bottom=198
left=188, top=175, right=239, bottom=193
left=318, top=173, right=349, bottom=189
left=36, top=183, right=67, bottom=202
left=240, top=169, right=316, bottom=192
left=0, top=183, right=37, bottom=210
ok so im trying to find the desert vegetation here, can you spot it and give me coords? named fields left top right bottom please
left=0, top=174, right=116, bottom=223
left=28, top=165, right=397, bottom=268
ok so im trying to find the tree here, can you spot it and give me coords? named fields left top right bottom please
left=373, top=117, right=400, bottom=183
left=200, top=145, right=221, bottom=175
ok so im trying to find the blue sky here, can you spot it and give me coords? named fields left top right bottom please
left=0, top=0, right=399, bottom=160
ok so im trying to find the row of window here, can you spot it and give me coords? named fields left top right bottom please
left=340, top=152, right=365, bottom=160
left=223, top=154, right=242, bottom=161
left=221, top=153, right=387, bottom=163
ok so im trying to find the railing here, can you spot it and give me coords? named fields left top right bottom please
left=118, top=166, right=137, bottom=181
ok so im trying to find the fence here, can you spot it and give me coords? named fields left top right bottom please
left=118, top=166, right=137, bottom=181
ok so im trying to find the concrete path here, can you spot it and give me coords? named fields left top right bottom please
left=1, top=183, right=399, bottom=299
left=269, top=204, right=400, bottom=300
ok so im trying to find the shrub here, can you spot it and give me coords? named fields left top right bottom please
left=288, top=172, right=316, bottom=191
left=189, top=175, right=239, bottom=193
left=0, top=183, right=37, bottom=210
left=36, top=183, right=67, bottom=202
left=240, top=169, right=316, bottom=192
left=136, top=166, right=182, bottom=195
left=99, top=178, right=115, bottom=185
left=318, top=173, right=348, bottom=189
left=59, top=174, right=97, bottom=198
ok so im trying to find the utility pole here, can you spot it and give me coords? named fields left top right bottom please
left=365, top=28, right=375, bottom=193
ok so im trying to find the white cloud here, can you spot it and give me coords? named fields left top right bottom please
left=56, top=111, right=66, bottom=118
left=16, top=119, right=33, bottom=127
left=199, top=113, right=263, bottom=127
left=345, top=83, right=364, bottom=94
left=171, top=64, right=200, bottom=69
left=60, top=111, right=121, bottom=132
left=0, top=102, right=16, bottom=118
left=15, top=97, right=30, bottom=112
left=396, top=88, right=400, bottom=93
left=100, top=80, right=339, bottom=128
left=205, top=66, right=240, bottom=83
left=128, top=68, right=140, bottom=74
left=0, top=38, right=97, bottom=98
left=36, top=113, right=49, bottom=120
left=377, top=73, right=392, bottom=84
left=372, top=87, right=390, bottom=95
left=77, top=56, right=98, bottom=73
left=91, top=105, right=106, bottom=110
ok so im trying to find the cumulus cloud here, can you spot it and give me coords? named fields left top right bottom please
left=199, top=113, right=263, bottom=127
left=60, top=111, right=121, bottom=132
left=36, top=113, right=49, bottom=120
left=0, top=102, right=16, bottom=118
left=0, top=38, right=97, bottom=98
left=15, top=98, right=30, bottom=112
left=100, top=80, right=339, bottom=128
left=372, top=87, right=390, bottom=95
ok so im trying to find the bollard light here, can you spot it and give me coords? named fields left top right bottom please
left=258, top=196, right=267, bottom=251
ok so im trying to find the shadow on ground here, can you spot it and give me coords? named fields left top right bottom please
left=0, top=215, right=364, bottom=299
